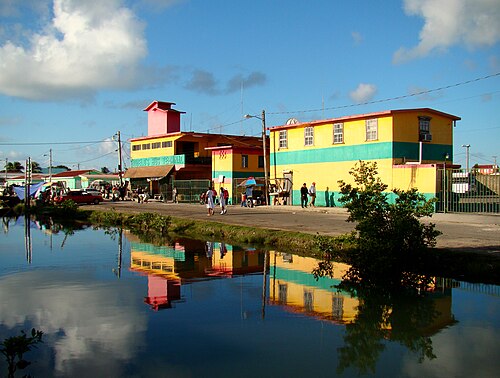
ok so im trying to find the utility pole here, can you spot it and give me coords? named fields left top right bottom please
left=25, top=157, right=32, bottom=209
left=462, top=144, right=471, bottom=171
left=117, top=131, right=123, bottom=185
left=261, top=110, right=268, bottom=207
left=244, top=111, right=269, bottom=206
left=48, top=149, right=52, bottom=182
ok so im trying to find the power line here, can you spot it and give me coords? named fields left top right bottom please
left=267, top=72, right=500, bottom=116
left=0, top=140, right=115, bottom=146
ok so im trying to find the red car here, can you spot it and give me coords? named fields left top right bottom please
left=54, top=190, right=103, bottom=205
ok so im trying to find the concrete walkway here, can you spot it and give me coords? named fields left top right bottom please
left=94, top=200, right=500, bottom=256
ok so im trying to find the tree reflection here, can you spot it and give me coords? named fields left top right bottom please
left=315, top=253, right=441, bottom=375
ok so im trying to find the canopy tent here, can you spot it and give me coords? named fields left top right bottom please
left=123, top=165, right=174, bottom=180
left=12, top=182, right=44, bottom=200
left=238, top=177, right=264, bottom=187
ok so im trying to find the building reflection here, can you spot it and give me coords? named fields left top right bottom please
left=125, top=233, right=266, bottom=311
left=269, top=251, right=358, bottom=323
left=125, top=233, right=457, bottom=338
left=268, top=251, right=457, bottom=332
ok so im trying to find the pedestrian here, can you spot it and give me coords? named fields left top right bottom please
left=206, top=186, right=215, bottom=216
left=172, top=186, right=178, bottom=203
left=300, top=183, right=308, bottom=208
left=219, top=187, right=227, bottom=214
left=308, top=182, right=316, bottom=207
left=137, top=186, right=143, bottom=203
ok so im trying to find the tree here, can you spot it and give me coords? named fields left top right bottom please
left=53, top=165, right=70, bottom=171
left=1, top=328, right=43, bottom=378
left=313, top=161, right=443, bottom=374
left=101, top=167, right=110, bottom=174
left=31, top=161, right=42, bottom=173
left=336, top=160, right=440, bottom=279
left=5, top=161, right=23, bottom=172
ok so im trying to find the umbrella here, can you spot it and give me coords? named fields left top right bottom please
left=238, top=177, right=257, bottom=187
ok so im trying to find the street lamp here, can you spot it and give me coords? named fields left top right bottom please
left=244, top=110, right=268, bottom=206
left=462, top=144, right=470, bottom=171
left=443, top=152, right=450, bottom=213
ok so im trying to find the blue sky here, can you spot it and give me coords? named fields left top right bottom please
left=0, top=0, right=499, bottom=171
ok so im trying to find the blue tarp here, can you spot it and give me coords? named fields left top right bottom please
left=12, top=182, right=44, bottom=201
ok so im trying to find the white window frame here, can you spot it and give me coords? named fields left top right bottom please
left=419, top=116, right=431, bottom=134
left=304, top=126, right=314, bottom=146
left=279, top=130, right=288, bottom=149
left=241, top=154, right=248, bottom=168
left=365, top=119, right=378, bottom=141
left=333, top=123, right=344, bottom=144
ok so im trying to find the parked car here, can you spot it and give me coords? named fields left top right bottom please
left=54, top=190, right=103, bottom=205
left=83, top=188, right=102, bottom=196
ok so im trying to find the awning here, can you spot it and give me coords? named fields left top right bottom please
left=124, top=165, right=174, bottom=179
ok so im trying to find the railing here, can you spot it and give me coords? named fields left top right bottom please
left=437, top=168, right=500, bottom=213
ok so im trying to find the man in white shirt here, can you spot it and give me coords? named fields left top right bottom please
left=308, top=182, right=316, bottom=207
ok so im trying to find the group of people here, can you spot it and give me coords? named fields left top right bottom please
left=300, top=182, right=316, bottom=208
left=205, top=186, right=229, bottom=216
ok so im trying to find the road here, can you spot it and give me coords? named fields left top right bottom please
left=93, top=200, right=500, bottom=256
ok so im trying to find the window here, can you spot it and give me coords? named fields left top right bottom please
left=365, top=119, right=378, bottom=141
left=333, top=123, right=344, bottom=144
left=161, top=141, right=172, bottom=148
left=132, top=145, right=141, bottom=151
left=258, top=155, right=264, bottom=168
left=241, top=154, right=248, bottom=168
left=419, top=116, right=431, bottom=134
left=304, top=126, right=314, bottom=146
left=151, top=142, right=161, bottom=149
left=142, top=143, right=151, bottom=150
left=279, top=130, right=288, bottom=149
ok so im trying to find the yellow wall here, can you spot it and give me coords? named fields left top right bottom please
left=269, top=251, right=358, bottom=323
left=392, top=165, right=439, bottom=193
left=393, top=111, right=454, bottom=144
left=130, top=135, right=180, bottom=160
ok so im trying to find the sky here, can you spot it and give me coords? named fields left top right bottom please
left=0, top=0, right=499, bottom=172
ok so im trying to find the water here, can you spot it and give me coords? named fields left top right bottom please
left=0, top=217, right=498, bottom=377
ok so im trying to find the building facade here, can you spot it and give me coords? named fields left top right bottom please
left=268, top=108, right=460, bottom=206
left=126, top=101, right=265, bottom=199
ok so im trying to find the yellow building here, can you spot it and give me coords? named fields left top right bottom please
left=268, top=108, right=460, bottom=206
left=206, top=145, right=268, bottom=204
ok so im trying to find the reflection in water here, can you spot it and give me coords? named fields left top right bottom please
left=126, top=232, right=267, bottom=311
left=0, top=271, right=147, bottom=377
left=1, top=218, right=498, bottom=377
left=311, top=248, right=460, bottom=375
left=269, top=251, right=459, bottom=375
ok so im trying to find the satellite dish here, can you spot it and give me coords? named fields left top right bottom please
left=286, top=118, right=299, bottom=125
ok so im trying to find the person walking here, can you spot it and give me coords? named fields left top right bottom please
left=300, top=183, right=309, bottom=208
left=206, top=186, right=215, bottom=216
left=308, top=182, right=316, bottom=207
left=172, top=186, right=178, bottom=203
left=219, top=187, right=227, bottom=215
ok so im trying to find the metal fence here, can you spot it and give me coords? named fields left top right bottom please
left=436, top=168, right=500, bottom=213
left=161, top=179, right=211, bottom=203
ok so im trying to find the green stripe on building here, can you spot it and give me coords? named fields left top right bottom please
left=273, top=142, right=452, bottom=165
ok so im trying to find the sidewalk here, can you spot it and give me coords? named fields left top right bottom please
left=96, top=200, right=500, bottom=255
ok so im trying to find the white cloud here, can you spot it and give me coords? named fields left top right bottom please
left=393, top=0, right=500, bottom=63
left=0, top=0, right=148, bottom=100
left=349, top=83, right=377, bottom=103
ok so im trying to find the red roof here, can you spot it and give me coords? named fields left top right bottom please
left=270, top=108, right=461, bottom=131
left=143, top=100, right=185, bottom=114
left=51, top=169, right=99, bottom=178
